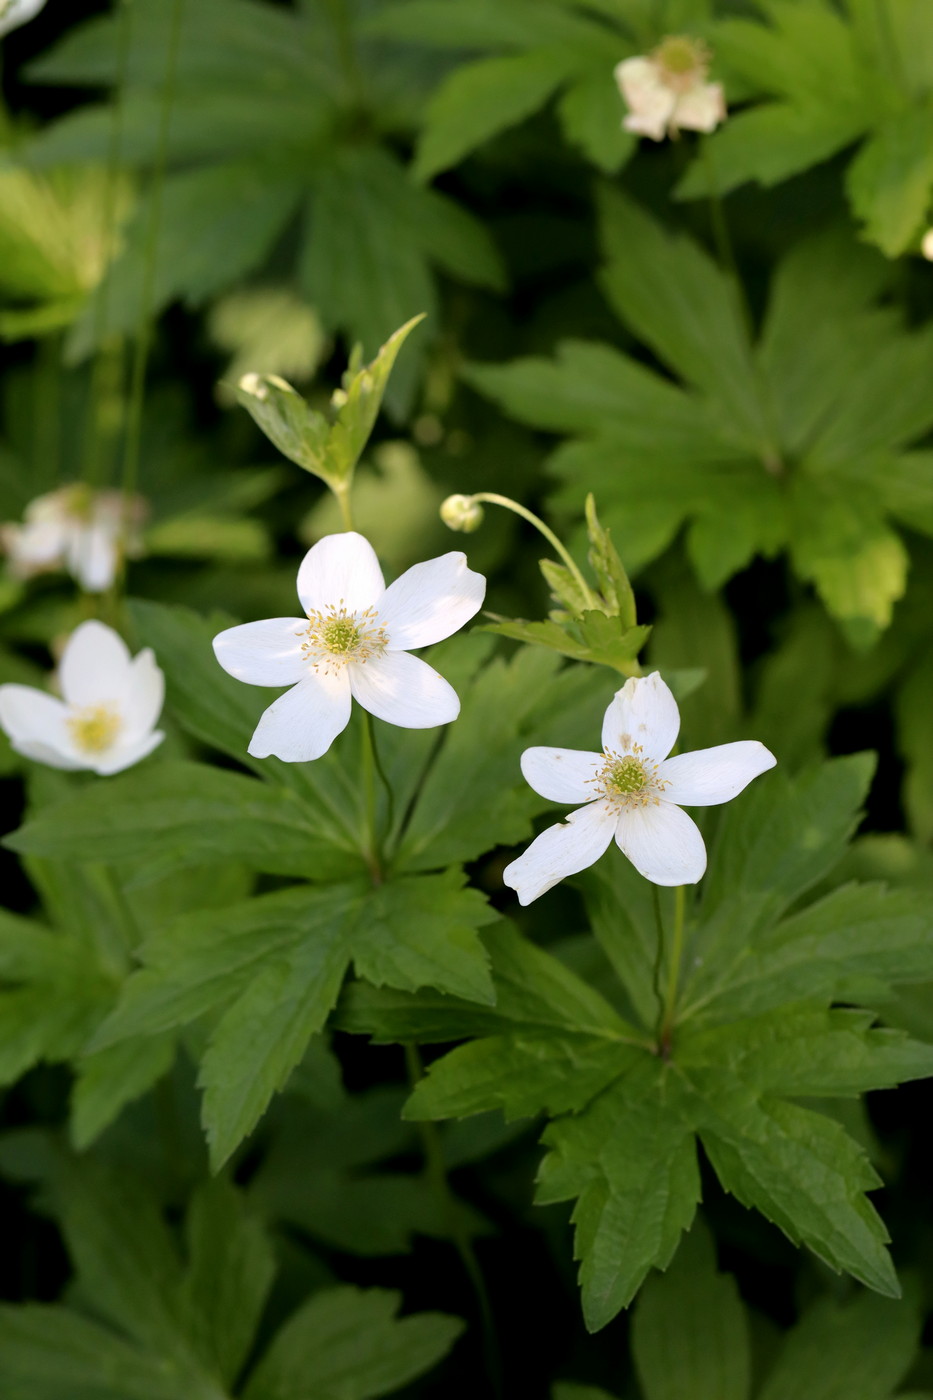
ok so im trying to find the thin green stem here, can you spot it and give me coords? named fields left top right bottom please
left=404, top=1045, right=502, bottom=1398
left=359, top=710, right=383, bottom=883
left=119, top=0, right=185, bottom=507
left=469, top=492, right=597, bottom=609
left=333, top=480, right=354, bottom=531
left=658, top=885, right=686, bottom=1055
left=82, top=0, right=133, bottom=490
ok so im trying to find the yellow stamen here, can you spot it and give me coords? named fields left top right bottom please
left=67, top=702, right=122, bottom=754
left=590, top=743, right=668, bottom=811
left=299, top=601, right=388, bottom=674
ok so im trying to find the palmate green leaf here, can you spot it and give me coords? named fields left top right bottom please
left=558, top=71, right=636, bottom=173
left=4, top=760, right=356, bottom=882
left=241, top=1287, right=463, bottom=1400
left=846, top=108, right=933, bottom=257
left=94, top=873, right=495, bottom=1169
left=631, top=1219, right=750, bottom=1400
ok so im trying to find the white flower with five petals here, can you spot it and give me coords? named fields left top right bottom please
left=615, top=36, right=725, bottom=143
left=503, top=672, right=775, bottom=901
left=0, top=620, right=165, bottom=774
left=213, top=531, right=485, bottom=762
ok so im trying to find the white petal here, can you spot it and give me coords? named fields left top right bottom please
left=0, top=0, right=47, bottom=38
left=349, top=651, right=459, bottom=729
left=6, top=517, right=68, bottom=570
left=520, top=747, right=604, bottom=804
left=503, top=800, right=616, bottom=905
left=59, top=621, right=133, bottom=707
left=377, top=552, right=485, bottom=650
left=0, top=685, right=79, bottom=764
left=615, top=801, right=706, bottom=886
left=213, top=618, right=308, bottom=687
left=601, top=671, right=680, bottom=763
left=296, top=532, right=385, bottom=616
left=672, top=82, right=726, bottom=134
left=614, top=56, right=675, bottom=141
left=659, top=740, right=776, bottom=807
left=122, top=649, right=165, bottom=740
left=93, top=730, right=165, bottom=776
left=248, top=670, right=351, bottom=762
left=68, top=522, right=119, bottom=592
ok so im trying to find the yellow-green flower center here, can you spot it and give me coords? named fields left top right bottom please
left=605, top=754, right=649, bottom=796
left=300, top=603, right=388, bottom=673
left=653, top=35, right=709, bottom=89
left=67, top=702, right=122, bottom=754
left=593, top=744, right=668, bottom=811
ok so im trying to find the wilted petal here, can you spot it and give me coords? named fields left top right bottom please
left=122, top=649, right=165, bottom=740
left=0, top=685, right=77, bottom=762
left=213, top=618, right=308, bottom=687
left=296, top=532, right=385, bottom=616
left=248, top=670, right=351, bottom=762
left=59, top=621, right=133, bottom=707
left=520, top=747, right=603, bottom=804
left=349, top=650, right=459, bottom=729
left=673, top=82, right=725, bottom=134
left=615, top=801, right=706, bottom=885
left=503, top=800, right=616, bottom=905
left=660, top=740, right=776, bottom=807
left=377, top=552, right=485, bottom=650
left=615, top=56, right=675, bottom=141
left=602, top=671, right=680, bottom=763
left=94, top=730, right=165, bottom=776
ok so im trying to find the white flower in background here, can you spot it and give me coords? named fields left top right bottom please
left=615, top=36, right=725, bottom=142
left=503, top=672, right=775, bottom=902
left=921, top=229, right=933, bottom=261
left=1, top=485, right=147, bottom=593
left=0, top=621, right=165, bottom=775
left=0, top=0, right=46, bottom=38
left=213, top=530, right=486, bottom=762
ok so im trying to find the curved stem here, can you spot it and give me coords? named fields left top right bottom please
left=657, top=884, right=686, bottom=1056
left=470, top=492, right=598, bottom=609
left=404, top=1045, right=502, bottom=1397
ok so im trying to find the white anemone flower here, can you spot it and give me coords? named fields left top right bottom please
left=0, top=620, right=165, bottom=775
left=1, top=484, right=146, bottom=593
left=503, top=672, right=775, bottom=901
left=615, top=36, right=725, bottom=142
left=0, top=0, right=46, bottom=38
left=213, top=530, right=486, bottom=762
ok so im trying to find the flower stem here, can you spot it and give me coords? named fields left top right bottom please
left=333, top=480, right=354, bottom=531
left=359, top=710, right=383, bottom=883
left=119, top=0, right=185, bottom=506
left=469, top=492, right=598, bottom=609
left=656, top=884, right=686, bottom=1056
left=404, top=1044, right=502, bottom=1398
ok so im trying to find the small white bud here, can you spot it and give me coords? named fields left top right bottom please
left=440, top=494, right=484, bottom=533
left=922, top=229, right=933, bottom=261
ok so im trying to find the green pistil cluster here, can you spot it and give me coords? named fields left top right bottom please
left=653, top=35, right=709, bottom=88
left=605, top=753, right=649, bottom=797
left=67, top=702, right=121, bottom=754
left=323, top=617, right=362, bottom=654
left=301, top=603, right=388, bottom=673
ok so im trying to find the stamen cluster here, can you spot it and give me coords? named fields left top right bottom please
left=67, top=703, right=123, bottom=755
left=299, top=602, right=388, bottom=675
left=592, top=743, right=668, bottom=812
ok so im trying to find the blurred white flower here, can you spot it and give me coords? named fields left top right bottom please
left=615, top=36, right=725, bottom=142
left=1, top=485, right=146, bottom=593
left=921, top=229, right=933, bottom=261
left=213, top=530, right=486, bottom=762
left=0, top=0, right=46, bottom=38
left=503, top=671, right=775, bottom=901
left=0, top=620, right=165, bottom=774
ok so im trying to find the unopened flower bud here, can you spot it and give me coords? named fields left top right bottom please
left=440, top=494, right=484, bottom=533
left=922, top=229, right=933, bottom=261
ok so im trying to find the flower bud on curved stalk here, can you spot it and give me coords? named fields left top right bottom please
left=440, top=494, right=485, bottom=533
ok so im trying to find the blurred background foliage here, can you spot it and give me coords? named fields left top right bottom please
left=3, top=0, right=933, bottom=1395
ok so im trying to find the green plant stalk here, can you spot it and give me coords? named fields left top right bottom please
left=332, top=477, right=355, bottom=531
left=657, top=884, right=686, bottom=1055
left=119, top=0, right=186, bottom=509
left=82, top=0, right=134, bottom=490
left=470, top=492, right=598, bottom=609
left=404, top=1044, right=502, bottom=1398
left=359, top=710, right=383, bottom=884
